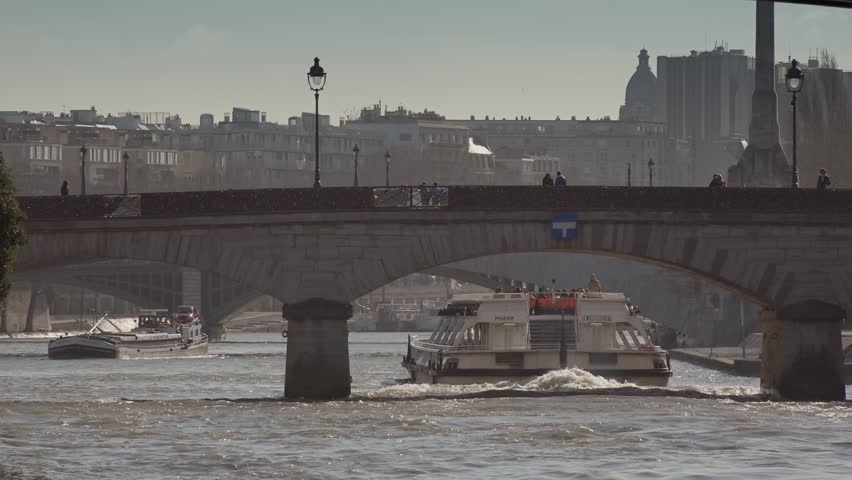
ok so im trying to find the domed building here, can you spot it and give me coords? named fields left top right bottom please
left=619, top=48, right=657, bottom=122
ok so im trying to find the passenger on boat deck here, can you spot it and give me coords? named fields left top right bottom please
left=585, top=274, right=602, bottom=292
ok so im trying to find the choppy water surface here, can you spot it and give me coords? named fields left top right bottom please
left=1, top=332, right=849, bottom=479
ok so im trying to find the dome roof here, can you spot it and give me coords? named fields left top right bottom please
left=625, top=48, right=657, bottom=109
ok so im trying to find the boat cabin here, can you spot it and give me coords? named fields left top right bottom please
left=422, top=291, right=654, bottom=353
left=174, top=305, right=199, bottom=324
left=136, top=312, right=174, bottom=331
left=427, top=293, right=530, bottom=350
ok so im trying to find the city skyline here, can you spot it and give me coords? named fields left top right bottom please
left=1, top=0, right=851, bottom=124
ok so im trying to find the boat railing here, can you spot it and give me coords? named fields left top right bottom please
left=410, top=336, right=529, bottom=353
left=87, top=313, right=111, bottom=334
left=413, top=336, right=660, bottom=353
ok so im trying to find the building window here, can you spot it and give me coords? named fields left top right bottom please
left=399, top=133, right=412, bottom=142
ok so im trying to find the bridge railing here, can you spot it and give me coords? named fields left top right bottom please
left=371, top=186, right=449, bottom=208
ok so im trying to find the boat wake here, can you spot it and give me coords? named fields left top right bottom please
left=352, top=367, right=768, bottom=403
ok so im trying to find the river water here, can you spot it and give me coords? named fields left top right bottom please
left=0, top=332, right=849, bottom=479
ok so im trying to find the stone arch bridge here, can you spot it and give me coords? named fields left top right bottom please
left=14, top=186, right=852, bottom=398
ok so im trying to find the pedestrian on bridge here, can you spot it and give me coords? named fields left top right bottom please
left=555, top=171, right=567, bottom=187
left=709, top=174, right=725, bottom=188
left=542, top=173, right=554, bottom=186
left=817, top=169, right=832, bottom=190
left=430, top=183, right=440, bottom=205
left=60, top=180, right=69, bottom=196
left=418, top=182, right=431, bottom=206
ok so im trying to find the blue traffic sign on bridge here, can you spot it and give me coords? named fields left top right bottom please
left=551, top=213, right=578, bottom=240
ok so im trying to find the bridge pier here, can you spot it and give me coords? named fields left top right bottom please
left=760, top=300, right=846, bottom=401
left=283, top=299, right=352, bottom=399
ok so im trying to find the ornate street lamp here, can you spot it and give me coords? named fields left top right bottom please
left=647, top=157, right=655, bottom=187
left=384, top=151, right=391, bottom=187
left=352, top=144, right=360, bottom=187
left=785, top=59, right=804, bottom=189
left=307, top=57, right=327, bottom=188
left=122, top=151, right=129, bottom=194
left=79, top=144, right=88, bottom=196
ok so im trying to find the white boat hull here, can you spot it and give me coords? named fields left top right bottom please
left=402, top=347, right=672, bottom=387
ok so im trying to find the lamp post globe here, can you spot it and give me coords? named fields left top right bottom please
left=785, top=59, right=804, bottom=189
left=307, top=57, right=327, bottom=91
left=785, top=59, right=804, bottom=94
left=384, top=151, right=391, bottom=187
left=352, top=144, right=360, bottom=187
left=307, top=57, right=327, bottom=188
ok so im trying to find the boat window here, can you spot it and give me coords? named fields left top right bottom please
left=461, top=323, right=488, bottom=346
left=438, top=303, right=479, bottom=317
left=462, top=327, right=475, bottom=345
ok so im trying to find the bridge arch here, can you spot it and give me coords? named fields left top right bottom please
left=17, top=206, right=852, bottom=311
left=13, top=259, right=265, bottom=330
left=369, top=249, right=772, bottom=307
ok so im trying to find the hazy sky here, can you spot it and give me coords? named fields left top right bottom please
left=1, top=0, right=850, bottom=124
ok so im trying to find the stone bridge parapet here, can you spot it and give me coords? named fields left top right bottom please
left=17, top=186, right=852, bottom=220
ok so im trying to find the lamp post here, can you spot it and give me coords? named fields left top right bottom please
left=122, top=151, right=129, bottom=194
left=559, top=306, right=568, bottom=369
left=307, top=57, right=327, bottom=188
left=384, top=151, right=391, bottom=187
left=785, top=59, right=804, bottom=189
left=647, top=157, right=655, bottom=187
left=352, top=144, right=360, bottom=187
left=627, top=162, right=632, bottom=187
left=79, top=145, right=88, bottom=196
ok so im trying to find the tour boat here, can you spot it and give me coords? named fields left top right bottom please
left=48, top=309, right=208, bottom=359
left=402, top=291, right=672, bottom=386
